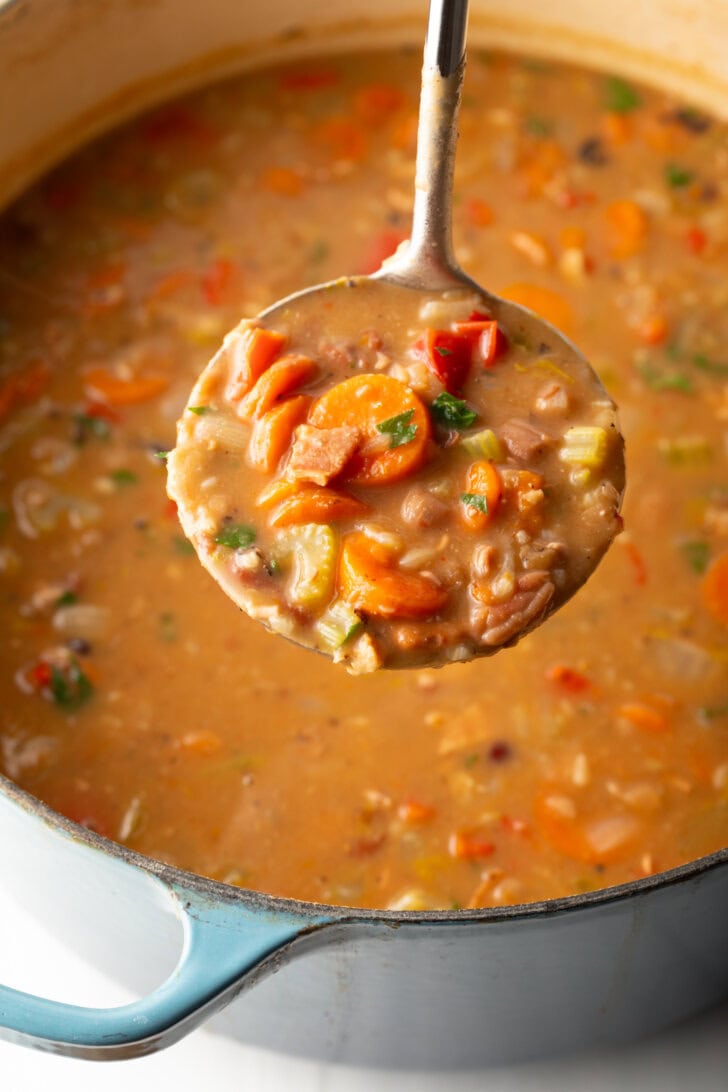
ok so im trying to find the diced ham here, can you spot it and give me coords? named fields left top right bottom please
left=401, top=485, right=449, bottom=528
left=479, top=571, right=555, bottom=646
left=500, top=418, right=553, bottom=461
left=286, top=423, right=360, bottom=486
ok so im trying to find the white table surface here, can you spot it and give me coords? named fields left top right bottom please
left=1, top=884, right=726, bottom=1092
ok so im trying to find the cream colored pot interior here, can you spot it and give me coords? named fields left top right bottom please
left=1, top=0, right=728, bottom=209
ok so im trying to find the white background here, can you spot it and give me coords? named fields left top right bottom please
left=0, top=885, right=726, bottom=1091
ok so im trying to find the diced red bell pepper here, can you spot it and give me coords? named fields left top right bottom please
left=421, top=329, right=472, bottom=393
left=452, top=316, right=507, bottom=368
left=30, top=661, right=52, bottom=688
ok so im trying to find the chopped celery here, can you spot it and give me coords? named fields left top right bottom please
left=315, top=598, right=363, bottom=650
left=282, top=523, right=337, bottom=611
left=460, top=428, right=505, bottom=461
left=559, top=426, right=608, bottom=469
left=657, top=436, right=712, bottom=465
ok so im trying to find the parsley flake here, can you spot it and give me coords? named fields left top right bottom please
left=664, top=162, right=694, bottom=189
left=187, top=405, right=211, bottom=416
left=55, top=590, right=78, bottom=608
left=637, top=364, right=693, bottom=394
left=680, top=540, right=710, bottom=574
left=110, top=468, right=139, bottom=486
left=461, top=492, right=488, bottom=514
left=173, top=535, right=196, bottom=556
left=376, top=409, right=418, bottom=449
left=604, top=76, right=641, bottom=114
left=155, top=450, right=170, bottom=461
left=214, top=523, right=256, bottom=550
left=430, top=392, right=477, bottom=430
left=50, top=660, right=94, bottom=710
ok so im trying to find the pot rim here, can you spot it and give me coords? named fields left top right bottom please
left=3, top=770, right=726, bottom=924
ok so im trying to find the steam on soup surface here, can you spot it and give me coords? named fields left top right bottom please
left=0, top=50, right=726, bottom=910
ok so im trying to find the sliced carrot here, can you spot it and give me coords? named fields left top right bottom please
left=601, top=111, right=632, bottom=145
left=339, top=531, right=447, bottom=618
left=685, top=227, right=708, bottom=255
left=616, top=702, right=670, bottom=734
left=500, top=282, right=573, bottom=335
left=464, top=197, right=494, bottom=228
left=636, top=314, right=669, bottom=346
left=312, top=116, right=368, bottom=162
left=309, top=374, right=430, bottom=486
left=460, top=460, right=502, bottom=531
left=605, top=199, right=648, bottom=259
left=448, top=829, right=495, bottom=860
left=559, top=226, right=586, bottom=250
left=546, top=665, right=591, bottom=692
left=148, top=269, right=196, bottom=302
left=248, top=394, right=312, bottom=474
left=259, top=166, right=305, bottom=197
left=398, top=800, right=435, bottom=823
left=226, top=325, right=288, bottom=403
left=269, top=486, right=368, bottom=528
left=533, top=790, right=596, bottom=864
left=701, top=551, right=728, bottom=626
left=622, top=540, right=648, bottom=586
left=82, top=367, right=169, bottom=406
left=517, top=139, right=566, bottom=198
left=200, top=257, right=240, bottom=306
left=256, top=478, right=299, bottom=510
left=0, top=359, right=50, bottom=423
left=353, top=84, right=406, bottom=126
left=238, top=355, right=318, bottom=420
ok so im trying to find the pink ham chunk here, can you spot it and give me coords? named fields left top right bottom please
left=286, top=423, right=360, bottom=486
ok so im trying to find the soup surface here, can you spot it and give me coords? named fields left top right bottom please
left=0, top=49, right=726, bottom=910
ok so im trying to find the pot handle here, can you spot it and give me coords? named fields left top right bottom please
left=0, top=882, right=333, bottom=1059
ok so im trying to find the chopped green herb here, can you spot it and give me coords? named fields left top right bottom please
left=376, top=409, right=418, bottom=449
left=55, top=590, right=78, bottom=608
left=214, top=523, right=256, bottom=550
left=72, top=412, right=110, bottom=444
left=159, top=610, right=177, bottom=642
left=637, top=364, right=693, bottom=393
left=692, top=353, right=728, bottom=377
left=525, top=116, right=554, bottom=137
left=50, top=660, right=93, bottom=710
left=461, top=492, right=489, bottom=514
left=664, top=162, right=694, bottom=188
left=308, top=239, right=329, bottom=263
left=110, top=468, right=139, bottom=487
left=604, top=76, right=641, bottom=114
left=679, top=540, right=710, bottom=574
left=187, top=405, right=211, bottom=416
left=173, top=535, right=196, bottom=556
left=435, top=345, right=453, bottom=357
left=698, top=700, right=728, bottom=721
left=155, top=450, right=170, bottom=461
left=464, top=753, right=479, bottom=769
left=430, top=392, right=477, bottom=430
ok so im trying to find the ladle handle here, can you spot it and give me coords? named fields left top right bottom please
left=396, top=0, right=470, bottom=288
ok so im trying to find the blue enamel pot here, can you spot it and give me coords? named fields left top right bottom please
left=1, top=775, right=727, bottom=1064
left=1, top=0, right=727, bottom=1068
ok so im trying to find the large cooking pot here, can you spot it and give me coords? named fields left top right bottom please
left=0, top=0, right=727, bottom=1067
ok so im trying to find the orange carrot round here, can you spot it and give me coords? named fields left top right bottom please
left=83, top=367, right=169, bottom=406
left=239, top=355, right=318, bottom=420
left=500, top=282, right=573, bottom=335
left=461, top=460, right=502, bottom=531
left=269, top=486, right=368, bottom=528
left=339, top=531, right=447, bottom=618
left=248, top=394, right=312, bottom=474
left=226, top=325, right=288, bottom=403
left=310, top=374, right=430, bottom=486
left=701, top=551, right=728, bottom=626
left=605, top=199, right=648, bottom=259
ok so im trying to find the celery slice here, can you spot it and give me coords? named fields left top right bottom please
left=559, top=426, right=608, bottom=469
left=315, top=599, right=363, bottom=650
left=281, top=523, right=337, bottom=612
left=460, top=428, right=505, bottom=461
